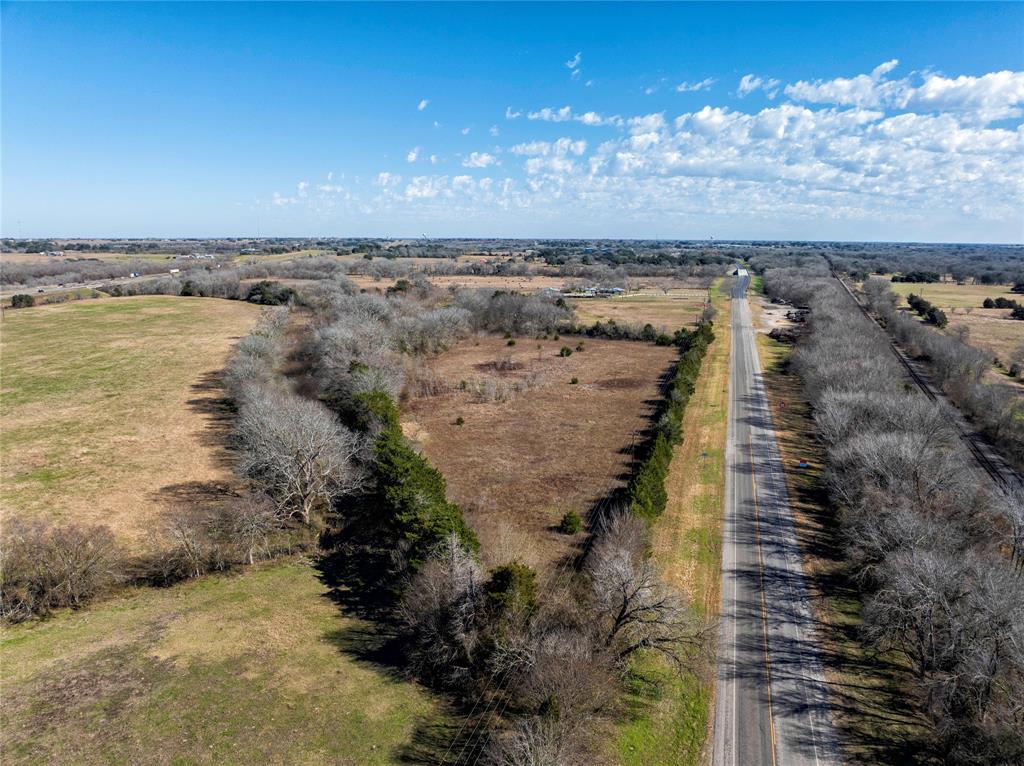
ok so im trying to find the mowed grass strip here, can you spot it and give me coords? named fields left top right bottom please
left=0, top=296, right=260, bottom=546
left=615, top=279, right=731, bottom=766
left=0, top=560, right=440, bottom=766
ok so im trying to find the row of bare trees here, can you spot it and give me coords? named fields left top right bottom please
left=293, top=277, right=709, bottom=763
left=764, top=264, right=1024, bottom=764
left=862, top=277, right=1024, bottom=470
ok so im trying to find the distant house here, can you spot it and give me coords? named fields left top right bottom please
left=169, top=268, right=181, bottom=274
left=939, top=273, right=956, bottom=283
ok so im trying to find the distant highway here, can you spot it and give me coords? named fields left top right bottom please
left=0, top=272, right=167, bottom=301
left=713, top=273, right=840, bottom=766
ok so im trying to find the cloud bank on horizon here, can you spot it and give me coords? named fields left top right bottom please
left=275, top=61, right=1023, bottom=241
left=3, top=2, right=1022, bottom=242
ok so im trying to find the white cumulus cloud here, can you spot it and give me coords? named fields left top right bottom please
left=463, top=151, right=497, bottom=168
left=676, top=78, right=716, bottom=93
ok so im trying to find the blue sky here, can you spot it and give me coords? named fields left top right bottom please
left=3, top=2, right=1023, bottom=241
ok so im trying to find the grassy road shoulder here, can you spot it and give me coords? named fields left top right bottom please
left=614, top=280, right=731, bottom=766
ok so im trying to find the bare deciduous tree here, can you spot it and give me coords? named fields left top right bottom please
left=235, top=386, right=365, bottom=526
left=398, top=533, right=483, bottom=687
left=587, top=512, right=704, bottom=669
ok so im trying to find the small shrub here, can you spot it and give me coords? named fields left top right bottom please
left=10, top=294, right=35, bottom=308
left=507, top=339, right=517, bottom=347
left=1, top=519, right=122, bottom=621
left=557, top=511, right=583, bottom=534
left=455, top=416, right=465, bottom=426
left=570, top=377, right=578, bottom=385
left=559, top=346, right=573, bottom=357
left=575, top=342, right=585, bottom=352
left=486, top=562, right=538, bottom=615
left=245, top=280, right=296, bottom=306
left=1009, top=363, right=1021, bottom=378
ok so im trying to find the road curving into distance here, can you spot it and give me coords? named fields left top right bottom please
left=713, top=272, right=841, bottom=766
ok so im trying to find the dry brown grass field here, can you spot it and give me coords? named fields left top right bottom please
left=0, top=296, right=261, bottom=549
left=571, top=290, right=709, bottom=330
left=402, top=334, right=678, bottom=572
left=946, top=309, right=1023, bottom=364
left=886, top=281, right=1024, bottom=374
left=887, top=280, right=1020, bottom=308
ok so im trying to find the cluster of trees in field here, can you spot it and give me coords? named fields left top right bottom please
left=982, top=296, right=1024, bottom=320
left=763, top=264, right=1024, bottom=764
left=905, top=292, right=949, bottom=328
left=863, top=279, right=1024, bottom=471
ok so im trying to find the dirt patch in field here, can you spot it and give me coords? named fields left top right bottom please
left=403, top=335, right=678, bottom=572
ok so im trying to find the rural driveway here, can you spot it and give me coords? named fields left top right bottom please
left=712, top=272, right=841, bottom=766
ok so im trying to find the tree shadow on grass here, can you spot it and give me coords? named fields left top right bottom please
left=760, top=351, right=931, bottom=764
left=184, top=369, right=238, bottom=468
left=315, top=531, right=496, bottom=765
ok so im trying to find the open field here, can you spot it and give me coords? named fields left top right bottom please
left=887, top=280, right=1020, bottom=309
left=1, top=252, right=178, bottom=266
left=571, top=290, right=709, bottom=330
left=946, top=309, right=1023, bottom=365
left=614, top=278, right=730, bottom=766
left=402, top=334, right=678, bottom=571
left=0, top=559, right=440, bottom=766
left=884, top=281, right=1024, bottom=377
left=0, top=296, right=260, bottom=548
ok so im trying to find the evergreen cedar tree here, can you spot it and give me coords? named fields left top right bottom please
left=628, top=321, right=714, bottom=520
left=356, top=390, right=479, bottom=570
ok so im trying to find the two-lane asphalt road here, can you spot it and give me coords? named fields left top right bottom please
left=713, top=273, right=840, bottom=766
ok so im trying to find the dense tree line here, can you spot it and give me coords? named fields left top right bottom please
left=628, top=321, right=715, bottom=520
left=763, top=264, right=1024, bottom=764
